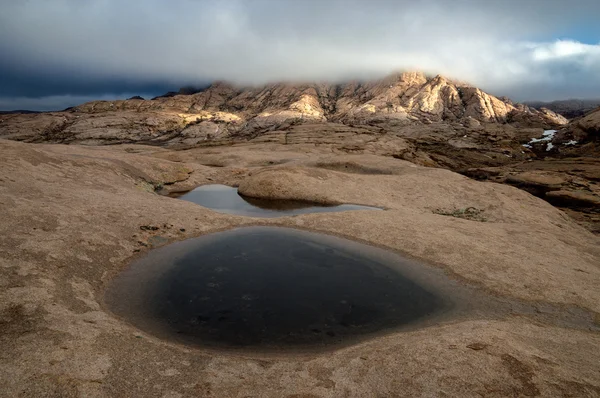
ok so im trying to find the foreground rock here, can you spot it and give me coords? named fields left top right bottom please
left=0, top=139, right=599, bottom=397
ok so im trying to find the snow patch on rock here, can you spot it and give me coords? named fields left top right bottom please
left=527, top=129, right=557, bottom=151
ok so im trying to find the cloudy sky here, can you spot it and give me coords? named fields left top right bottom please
left=1, top=0, right=599, bottom=110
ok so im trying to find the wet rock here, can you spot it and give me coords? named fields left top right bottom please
left=148, top=236, right=169, bottom=247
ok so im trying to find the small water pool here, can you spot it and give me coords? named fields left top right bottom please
left=170, top=184, right=381, bottom=217
left=105, top=227, right=452, bottom=352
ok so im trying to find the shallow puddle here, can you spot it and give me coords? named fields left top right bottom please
left=105, top=227, right=455, bottom=352
left=170, top=184, right=380, bottom=217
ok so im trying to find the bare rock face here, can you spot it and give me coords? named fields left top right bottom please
left=561, top=107, right=600, bottom=143
left=546, top=107, right=600, bottom=158
left=461, top=87, right=510, bottom=122
left=509, top=105, right=569, bottom=129
left=0, top=71, right=569, bottom=147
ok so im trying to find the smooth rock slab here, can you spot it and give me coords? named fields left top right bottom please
left=105, top=227, right=451, bottom=352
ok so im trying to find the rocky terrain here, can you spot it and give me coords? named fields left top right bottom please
left=1, top=138, right=599, bottom=397
left=527, top=99, right=600, bottom=119
left=555, top=106, right=600, bottom=152
left=461, top=106, right=600, bottom=234
left=0, top=72, right=599, bottom=396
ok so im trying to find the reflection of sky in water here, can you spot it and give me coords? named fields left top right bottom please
left=173, top=184, right=381, bottom=217
left=105, top=227, right=448, bottom=351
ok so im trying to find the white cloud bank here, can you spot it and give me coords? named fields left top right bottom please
left=0, top=0, right=598, bottom=109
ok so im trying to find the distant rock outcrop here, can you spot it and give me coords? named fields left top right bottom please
left=566, top=107, right=600, bottom=142
left=526, top=99, right=600, bottom=119
left=550, top=107, right=600, bottom=157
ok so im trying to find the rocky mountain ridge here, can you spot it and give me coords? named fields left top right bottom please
left=75, top=71, right=567, bottom=127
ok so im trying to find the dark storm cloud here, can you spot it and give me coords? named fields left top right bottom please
left=0, top=0, right=599, bottom=110
left=0, top=63, right=175, bottom=98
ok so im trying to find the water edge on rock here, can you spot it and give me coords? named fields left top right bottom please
left=170, top=184, right=381, bottom=217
